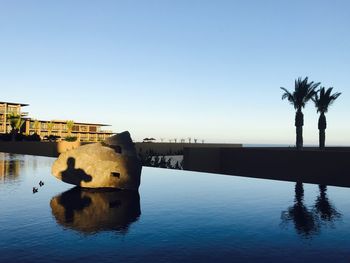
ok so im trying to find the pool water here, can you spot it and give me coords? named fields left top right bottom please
left=0, top=153, right=350, bottom=262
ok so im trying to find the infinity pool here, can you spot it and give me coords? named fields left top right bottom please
left=1, top=153, right=350, bottom=262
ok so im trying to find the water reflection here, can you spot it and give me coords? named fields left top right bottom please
left=50, top=187, right=141, bottom=234
left=0, top=153, right=23, bottom=181
left=281, top=182, right=319, bottom=237
left=281, top=182, right=342, bottom=238
left=314, top=185, right=341, bottom=223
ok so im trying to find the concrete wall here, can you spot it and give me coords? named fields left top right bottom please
left=135, top=142, right=242, bottom=156
left=0, top=141, right=84, bottom=157
left=2, top=141, right=350, bottom=187
left=0, top=141, right=243, bottom=158
left=183, top=147, right=350, bottom=188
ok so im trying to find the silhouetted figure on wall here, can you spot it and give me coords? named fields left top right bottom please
left=61, top=157, right=92, bottom=186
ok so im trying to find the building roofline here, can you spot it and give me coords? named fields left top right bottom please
left=27, top=118, right=111, bottom=126
left=0, top=101, right=29, bottom=107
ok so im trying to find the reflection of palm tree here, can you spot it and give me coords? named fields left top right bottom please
left=314, top=185, right=341, bottom=222
left=312, top=87, right=341, bottom=149
left=281, top=182, right=319, bottom=237
left=280, top=77, right=320, bottom=149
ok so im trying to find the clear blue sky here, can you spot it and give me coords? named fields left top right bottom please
left=1, top=0, right=349, bottom=144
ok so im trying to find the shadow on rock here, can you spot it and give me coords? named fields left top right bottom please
left=61, top=157, right=92, bottom=186
left=50, top=187, right=141, bottom=234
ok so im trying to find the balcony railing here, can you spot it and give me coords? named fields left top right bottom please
left=100, top=130, right=113, bottom=133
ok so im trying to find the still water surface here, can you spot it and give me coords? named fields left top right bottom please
left=0, top=153, right=350, bottom=262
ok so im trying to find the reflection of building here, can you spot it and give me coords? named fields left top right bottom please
left=0, top=101, right=113, bottom=142
left=0, top=153, right=21, bottom=181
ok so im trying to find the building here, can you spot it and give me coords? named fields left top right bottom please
left=0, top=101, right=113, bottom=142
left=25, top=119, right=113, bottom=142
left=0, top=101, right=29, bottom=134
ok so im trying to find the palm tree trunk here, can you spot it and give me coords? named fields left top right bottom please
left=11, top=129, right=18, bottom=141
left=318, top=112, right=327, bottom=150
left=296, top=126, right=303, bottom=149
left=319, top=130, right=325, bottom=149
left=295, top=109, right=304, bottom=149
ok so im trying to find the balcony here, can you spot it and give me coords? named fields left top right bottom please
left=100, top=130, right=114, bottom=134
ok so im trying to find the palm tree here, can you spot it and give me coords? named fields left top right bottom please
left=8, top=113, right=25, bottom=141
left=47, top=121, right=54, bottom=136
left=312, top=87, right=341, bottom=149
left=33, top=119, right=40, bottom=134
left=281, top=77, right=320, bottom=149
left=66, top=120, right=74, bottom=137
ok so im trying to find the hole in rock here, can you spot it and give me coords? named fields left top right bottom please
left=111, top=172, right=120, bottom=178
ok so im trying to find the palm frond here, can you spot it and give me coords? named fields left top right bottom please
left=281, top=87, right=296, bottom=108
left=313, top=87, right=341, bottom=113
left=289, top=77, right=320, bottom=109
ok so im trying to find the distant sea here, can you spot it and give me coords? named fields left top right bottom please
left=243, top=144, right=292, bottom=147
left=243, top=144, right=345, bottom=147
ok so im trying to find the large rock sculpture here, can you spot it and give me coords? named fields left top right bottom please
left=51, top=131, right=142, bottom=190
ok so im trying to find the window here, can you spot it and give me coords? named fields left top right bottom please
left=80, top=126, right=88, bottom=132
left=7, top=106, right=19, bottom=114
left=89, top=126, right=97, bottom=132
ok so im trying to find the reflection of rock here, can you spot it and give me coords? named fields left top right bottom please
left=50, top=187, right=141, bottom=234
left=51, top=131, right=142, bottom=190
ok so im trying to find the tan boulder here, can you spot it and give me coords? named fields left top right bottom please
left=51, top=131, right=142, bottom=190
